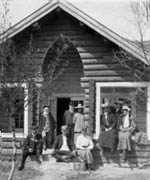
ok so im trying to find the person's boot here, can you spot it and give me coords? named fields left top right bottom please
left=36, top=155, right=43, bottom=164
left=87, top=164, right=95, bottom=171
left=18, top=164, right=24, bottom=171
left=83, top=163, right=89, bottom=171
left=122, top=150, right=126, bottom=163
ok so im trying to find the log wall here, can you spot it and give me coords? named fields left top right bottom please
left=13, top=9, right=146, bottom=133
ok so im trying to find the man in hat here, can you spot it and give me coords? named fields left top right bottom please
left=73, top=103, right=85, bottom=144
left=52, top=125, right=75, bottom=162
left=76, top=127, right=94, bottom=170
left=63, top=101, right=75, bottom=141
left=18, top=125, right=43, bottom=171
left=114, top=100, right=123, bottom=115
left=38, top=105, right=56, bottom=150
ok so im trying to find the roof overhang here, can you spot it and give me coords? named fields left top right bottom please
left=0, top=0, right=149, bottom=65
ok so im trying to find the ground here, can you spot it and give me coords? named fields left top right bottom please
left=1, top=155, right=150, bottom=180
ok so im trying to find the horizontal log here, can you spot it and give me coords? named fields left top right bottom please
left=35, top=30, right=85, bottom=36
left=34, top=47, right=110, bottom=55
left=84, top=107, right=90, bottom=114
left=34, top=38, right=102, bottom=47
left=84, top=94, right=90, bottom=99
left=84, top=64, right=122, bottom=70
left=84, top=88, right=90, bottom=94
left=40, top=25, right=82, bottom=31
left=84, top=114, right=90, bottom=121
left=81, top=82, right=90, bottom=88
left=84, top=101, right=90, bottom=107
left=84, top=70, right=130, bottom=76
left=76, top=47, right=108, bottom=53
left=82, top=59, right=99, bottom=64
left=80, top=54, right=113, bottom=60
left=81, top=76, right=134, bottom=82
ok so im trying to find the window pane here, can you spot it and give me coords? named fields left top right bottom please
left=101, top=87, right=147, bottom=132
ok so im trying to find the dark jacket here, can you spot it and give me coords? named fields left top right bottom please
left=101, top=113, right=117, bottom=132
left=53, top=134, right=75, bottom=151
left=38, top=112, right=56, bottom=133
left=63, top=110, right=74, bottom=126
left=23, top=133, right=43, bottom=152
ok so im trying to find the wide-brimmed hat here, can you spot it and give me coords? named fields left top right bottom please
left=122, top=105, right=131, bottom=111
left=61, top=125, right=68, bottom=131
left=31, top=125, right=38, bottom=130
left=101, top=102, right=110, bottom=108
left=115, top=100, right=124, bottom=104
left=75, top=103, right=84, bottom=109
left=43, top=105, right=50, bottom=109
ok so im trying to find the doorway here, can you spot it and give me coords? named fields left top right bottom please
left=57, top=98, right=70, bottom=135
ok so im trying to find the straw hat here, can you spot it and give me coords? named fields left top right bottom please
left=101, top=102, right=110, bottom=108
left=31, top=125, right=38, bottom=130
left=75, top=103, right=84, bottom=109
left=115, top=100, right=124, bottom=104
left=122, top=105, right=131, bottom=111
left=61, top=125, right=68, bottom=131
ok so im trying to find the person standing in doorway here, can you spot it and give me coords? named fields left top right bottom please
left=63, top=101, right=75, bottom=141
left=38, top=105, right=56, bottom=150
left=73, top=103, right=85, bottom=145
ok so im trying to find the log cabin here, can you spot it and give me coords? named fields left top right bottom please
left=0, top=0, right=150, bottom=164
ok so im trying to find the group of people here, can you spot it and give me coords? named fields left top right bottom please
left=97, top=100, right=137, bottom=161
left=18, top=102, right=94, bottom=171
left=18, top=100, right=137, bottom=171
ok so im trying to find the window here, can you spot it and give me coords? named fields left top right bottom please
left=70, top=97, right=84, bottom=113
left=95, top=82, right=150, bottom=140
left=101, top=87, right=146, bottom=132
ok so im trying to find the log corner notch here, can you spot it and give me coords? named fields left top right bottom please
left=89, top=80, right=96, bottom=136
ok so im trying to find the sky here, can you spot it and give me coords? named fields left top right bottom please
left=0, top=0, right=149, bottom=41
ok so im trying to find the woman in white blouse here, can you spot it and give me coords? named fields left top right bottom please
left=76, top=127, right=94, bottom=170
left=117, top=105, right=136, bottom=162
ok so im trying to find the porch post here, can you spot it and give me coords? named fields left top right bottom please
left=94, top=84, right=101, bottom=139
left=24, top=83, right=29, bottom=136
left=147, top=84, right=150, bottom=140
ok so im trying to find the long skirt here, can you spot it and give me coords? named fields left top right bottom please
left=77, top=149, right=94, bottom=164
left=98, top=129, right=117, bottom=149
left=117, top=131, right=132, bottom=151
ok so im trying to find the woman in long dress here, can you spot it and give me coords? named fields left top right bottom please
left=97, top=103, right=117, bottom=152
left=117, top=105, right=136, bottom=161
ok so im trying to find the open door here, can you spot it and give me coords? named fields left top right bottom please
left=57, top=98, right=70, bottom=135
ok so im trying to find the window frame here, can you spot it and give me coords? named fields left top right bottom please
left=0, top=83, right=29, bottom=138
left=95, top=82, right=150, bottom=140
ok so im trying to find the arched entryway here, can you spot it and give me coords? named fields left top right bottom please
left=42, top=34, right=84, bottom=134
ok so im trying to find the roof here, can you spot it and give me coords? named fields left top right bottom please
left=134, top=41, right=150, bottom=54
left=1, top=0, right=150, bottom=64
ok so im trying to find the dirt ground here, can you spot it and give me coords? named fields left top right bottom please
left=2, top=157, right=150, bottom=180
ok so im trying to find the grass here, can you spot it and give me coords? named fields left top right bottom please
left=0, top=160, right=42, bottom=180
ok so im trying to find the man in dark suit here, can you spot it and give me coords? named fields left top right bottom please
left=38, top=105, right=56, bottom=150
left=18, top=125, right=43, bottom=171
left=52, top=125, right=75, bottom=162
left=62, top=101, right=74, bottom=141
